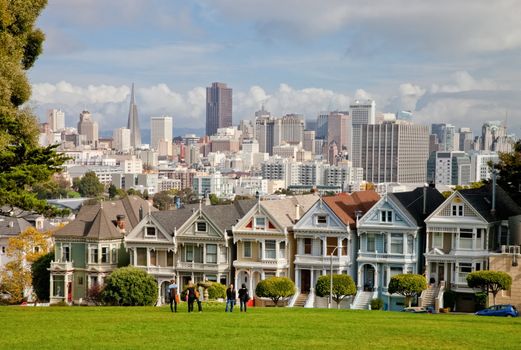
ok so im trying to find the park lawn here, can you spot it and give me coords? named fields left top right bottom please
left=1, top=304, right=520, bottom=349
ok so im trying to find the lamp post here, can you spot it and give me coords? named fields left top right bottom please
left=329, top=245, right=340, bottom=309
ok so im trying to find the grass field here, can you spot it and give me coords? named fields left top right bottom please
left=1, top=303, right=520, bottom=349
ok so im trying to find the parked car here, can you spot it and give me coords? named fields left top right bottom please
left=475, top=305, right=518, bottom=317
left=402, top=306, right=428, bottom=313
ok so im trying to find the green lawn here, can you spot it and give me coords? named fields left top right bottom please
left=1, top=304, right=520, bottom=349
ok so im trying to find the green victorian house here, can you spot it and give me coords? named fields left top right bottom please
left=49, top=196, right=153, bottom=304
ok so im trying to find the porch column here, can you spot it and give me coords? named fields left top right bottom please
left=455, top=231, right=460, bottom=250
left=49, top=273, right=53, bottom=299
left=425, top=231, right=430, bottom=254
left=261, top=271, right=266, bottom=280
left=322, top=238, right=327, bottom=257
left=275, top=240, right=280, bottom=259
left=310, top=269, right=314, bottom=292
left=64, top=274, right=68, bottom=302
left=260, top=240, right=265, bottom=260
left=386, top=233, right=391, bottom=253
left=249, top=271, right=253, bottom=296
left=357, top=265, right=362, bottom=289
left=374, top=265, right=379, bottom=290
left=146, top=248, right=150, bottom=267
left=444, top=262, right=448, bottom=282
left=157, top=280, right=162, bottom=306
left=203, top=244, right=206, bottom=264
left=295, top=268, right=300, bottom=291
left=337, top=237, right=342, bottom=257
left=403, top=233, right=408, bottom=255
left=234, top=270, right=238, bottom=290
left=133, top=248, right=137, bottom=266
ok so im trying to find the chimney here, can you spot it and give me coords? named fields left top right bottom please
left=295, top=204, right=301, bottom=222
left=116, top=214, right=126, bottom=230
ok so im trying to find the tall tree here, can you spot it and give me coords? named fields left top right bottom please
left=315, top=274, right=356, bottom=308
left=493, top=140, right=521, bottom=205
left=73, top=171, right=104, bottom=197
left=467, top=270, right=512, bottom=306
left=31, top=252, right=54, bottom=301
left=388, top=274, right=427, bottom=307
left=0, top=0, right=68, bottom=217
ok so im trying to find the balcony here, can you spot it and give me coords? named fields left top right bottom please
left=357, top=251, right=416, bottom=263
left=294, top=254, right=350, bottom=267
left=50, top=261, right=73, bottom=271
left=176, top=261, right=225, bottom=272
left=233, top=258, right=288, bottom=270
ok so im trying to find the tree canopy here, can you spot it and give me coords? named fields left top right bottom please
left=315, top=274, right=356, bottom=308
left=73, top=171, right=104, bottom=198
left=388, top=274, right=427, bottom=307
left=31, top=252, right=53, bottom=301
left=493, top=140, right=521, bottom=205
left=0, top=0, right=68, bottom=217
left=255, top=277, right=295, bottom=306
left=467, top=270, right=512, bottom=306
left=101, top=266, right=158, bottom=306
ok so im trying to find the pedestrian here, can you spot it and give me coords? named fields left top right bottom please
left=168, top=278, right=178, bottom=313
left=238, top=283, right=249, bottom=312
left=196, top=284, right=203, bottom=312
left=225, top=283, right=236, bottom=312
left=186, top=281, right=196, bottom=313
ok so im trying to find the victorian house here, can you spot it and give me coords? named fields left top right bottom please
left=126, top=200, right=255, bottom=305
left=50, top=196, right=150, bottom=304
left=356, top=187, right=444, bottom=310
left=232, top=194, right=318, bottom=297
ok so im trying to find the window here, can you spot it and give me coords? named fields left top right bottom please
left=34, top=246, right=40, bottom=253
left=458, top=263, right=472, bottom=283
left=326, top=237, right=337, bottom=255
left=452, top=204, right=463, bottom=216
left=391, top=234, right=403, bottom=254
left=432, top=232, right=443, bottom=248
left=381, top=210, right=393, bottom=223
left=279, top=241, right=286, bottom=259
left=407, top=235, right=413, bottom=254
left=62, top=245, right=70, bottom=262
left=167, top=251, right=174, bottom=266
left=186, top=245, right=194, bottom=262
left=89, top=276, right=98, bottom=288
left=255, top=217, right=266, bottom=229
left=150, top=250, right=157, bottom=266
left=78, top=276, right=84, bottom=285
left=89, top=246, right=99, bottom=263
left=220, top=246, right=227, bottom=263
left=367, top=234, right=376, bottom=252
left=145, top=227, right=156, bottom=237
left=243, top=241, right=252, bottom=258
left=1, top=246, right=5, bottom=254
left=206, top=244, right=217, bottom=263
left=460, top=229, right=473, bottom=249
left=111, top=247, right=117, bottom=264
left=342, top=238, right=348, bottom=256
left=304, top=238, right=312, bottom=255
left=101, top=247, right=109, bottom=263
left=196, top=222, right=207, bottom=232
left=265, top=240, right=276, bottom=259
left=316, top=215, right=327, bottom=225
left=136, top=248, right=147, bottom=266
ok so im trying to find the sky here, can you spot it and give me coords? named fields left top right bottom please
left=28, top=0, right=521, bottom=137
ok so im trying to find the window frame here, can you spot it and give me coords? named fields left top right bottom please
left=254, top=216, right=266, bottom=230
left=264, top=240, right=276, bottom=259
left=316, top=215, right=327, bottom=225
left=206, top=244, right=217, bottom=264
left=304, top=238, right=312, bottom=255
left=196, top=221, right=207, bottom=233
left=145, top=226, right=156, bottom=237
left=380, top=210, right=393, bottom=223
left=243, top=241, right=252, bottom=258
left=432, top=232, right=444, bottom=248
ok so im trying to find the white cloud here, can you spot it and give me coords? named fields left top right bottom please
left=430, top=71, right=499, bottom=94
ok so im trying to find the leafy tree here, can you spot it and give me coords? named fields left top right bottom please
left=255, top=277, right=295, bottom=306
left=108, top=184, right=117, bottom=199
left=142, top=189, right=149, bottom=200
left=153, top=191, right=173, bottom=210
left=178, top=188, right=198, bottom=204
left=126, top=188, right=142, bottom=197
left=315, top=274, right=356, bottom=308
left=388, top=274, right=427, bottom=307
left=207, top=282, right=226, bottom=299
left=0, top=0, right=68, bottom=217
left=101, top=266, right=157, bottom=306
left=493, top=140, right=521, bottom=204
left=466, top=270, right=512, bottom=306
left=73, top=171, right=104, bottom=197
left=31, top=252, right=54, bottom=301
left=209, top=193, right=219, bottom=205
left=0, top=227, right=53, bottom=302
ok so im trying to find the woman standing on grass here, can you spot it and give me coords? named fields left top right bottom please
left=238, top=283, right=249, bottom=312
left=186, top=281, right=196, bottom=313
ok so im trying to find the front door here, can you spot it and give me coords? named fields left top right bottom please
left=438, top=264, right=445, bottom=284
left=363, top=265, right=375, bottom=291
left=301, top=270, right=311, bottom=292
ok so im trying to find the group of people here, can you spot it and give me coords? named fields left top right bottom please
left=167, top=279, right=250, bottom=313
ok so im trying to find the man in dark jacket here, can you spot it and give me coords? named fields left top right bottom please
left=225, top=284, right=236, bottom=312
left=238, top=283, right=249, bottom=312
left=168, top=278, right=178, bottom=313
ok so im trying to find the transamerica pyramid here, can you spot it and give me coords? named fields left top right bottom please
left=127, top=83, right=141, bottom=148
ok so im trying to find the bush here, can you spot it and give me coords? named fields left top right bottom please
left=207, top=282, right=226, bottom=300
left=474, top=292, right=488, bottom=311
left=467, top=270, right=512, bottom=306
left=388, top=274, right=427, bottom=307
left=371, top=298, right=384, bottom=310
left=31, top=252, right=54, bottom=302
left=101, top=267, right=158, bottom=306
left=87, top=283, right=104, bottom=306
left=315, top=274, right=356, bottom=308
left=443, top=290, right=456, bottom=310
left=255, top=277, right=295, bottom=306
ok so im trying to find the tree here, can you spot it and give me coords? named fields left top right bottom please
left=388, top=274, right=427, bottom=307
left=73, top=171, right=104, bottom=197
left=108, top=184, right=117, bottom=199
left=101, top=266, right=158, bottom=306
left=0, top=0, right=69, bottom=217
left=31, top=252, right=54, bottom=301
left=493, top=140, right=521, bottom=204
left=255, top=277, right=295, bottom=306
left=153, top=191, right=173, bottom=210
left=315, top=274, right=356, bottom=308
left=209, top=193, right=219, bottom=205
left=466, top=270, right=512, bottom=306
left=0, top=227, right=53, bottom=302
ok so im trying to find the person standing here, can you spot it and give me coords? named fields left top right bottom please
left=238, top=283, right=249, bottom=312
left=187, top=281, right=196, bottom=313
left=196, top=284, right=203, bottom=312
left=225, top=283, right=236, bottom=312
left=168, top=278, right=178, bottom=313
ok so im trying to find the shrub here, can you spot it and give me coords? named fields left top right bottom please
left=31, top=252, right=54, bottom=302
left=315, top=274, right=356, bottom=308
left=207, top=282, right=226, bottom=300
left=466, top=270, right=512, bottom=306
left=388, top=274, right=427, bottom=307
left=87, top=283, right=104, bottom=306
left=101, top=267, right=158, bottom=306
left=443, top=290, right=456, bottom=310
left=255, top=277, right=295, bottom=306
left=370, top=298, right=384, bottom=310
left=474, top=292, right=487, bottom=311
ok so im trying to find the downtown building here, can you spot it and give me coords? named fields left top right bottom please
left=206, top=82, right=232, bottom=136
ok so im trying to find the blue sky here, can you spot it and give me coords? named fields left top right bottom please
left=28, top=0, right=521, bottom=137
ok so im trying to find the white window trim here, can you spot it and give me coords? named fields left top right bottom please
left=432, top=232, right=444, bottom=249
left=254, top=216, right=266, bottom=230
left=380, top=210, right=393, bottom=223
left=145, top=226, right=157, bottom=237
left=196, top=221, right=207, bottom=233
left=243, top=241, right=252, bottom=258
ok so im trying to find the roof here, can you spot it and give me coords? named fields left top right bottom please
left=0, top=216, right=32, bottom=237
left=459, top=184, right=521, bottom=222
left=261, top=194, right=319, bottom=227
left=323, top=191, right=380, bottom=228
left=391, top=187, right=445, bottom=226
left=54, top=196, right=154, bottom=240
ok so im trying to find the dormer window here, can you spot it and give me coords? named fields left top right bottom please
left=381, top=210, right=393, bottom=223
left=196, top=222, right=207, bottom=232
left=316, top=215, right=327, bottom=225
left=145, top=227, right=156, bottom=237
left=254, top=217, right=266, bottom=230
left=452, top=204, right=463, bottom=216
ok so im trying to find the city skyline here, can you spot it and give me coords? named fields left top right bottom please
left=27, top=1, right=521, bottom=137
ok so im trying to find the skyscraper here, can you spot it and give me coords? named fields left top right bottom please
left=47, top=109, right=65, bottom=131
left=278, top=114, right=305, bottom=144
left=113, top=127, right=131, bottom=152
left=350, top=99, right=376, bottom=125
left=431, top=123, right=456, bottom=151
left=77, top=110, right=98, bottom=146
left=255, top=116, right=276, bottom=154
left=127, top=83, right=141, bottom=148
left=327, top=111, right=349, bottom=150
left=150, top=116, right=173, bottom=150
left=206, top=82, right=232, bottom=136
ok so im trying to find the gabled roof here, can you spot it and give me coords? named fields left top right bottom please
left=54, top=196, right=153, bottom=240
left=459, top=184, right=521, bottom=222
left=322, top=191, right=380, bottom=228
left=391, top=187, right=445, bottom=226
left=0, top=216, right=32, bottom=236
left=261, top=194, right=319, bottom=228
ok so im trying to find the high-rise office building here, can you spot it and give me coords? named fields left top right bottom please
left=127, top=83, right=141, bottom=148
left=458, top=127, right=474, bottom=152
left=352, top=121, right=429, bottom=183
left=113, top=127, right=131, bottom=152
left=150, top=116, right=173, bottom=150
left=316, top=113, right=329, bottom=140
left=480, top=121, right=512, bottom=152
left=255, top=116, right=276, bottom=155
left=77, top=110, right=98, bottom=146
left=327, top=111, right=349, bottom=150
left=431, top=123, right=456, bottom=151
left=303, top=130, right=316, bottom=154
left=47, top=109, right=65, bottom=131
left=206, top=82, right=232, bottom=136
left=434, top=151, right=471, bottom=186
left=350, top=99, right=375, bottom=125
left=278, top=114, right=305, bottom=144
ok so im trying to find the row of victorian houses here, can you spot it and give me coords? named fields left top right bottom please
left=49, top=184, right=521, bottom=312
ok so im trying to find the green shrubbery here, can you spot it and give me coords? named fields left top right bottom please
left=443, top=290, right=456, bottom=310
left=207, top=282, right=226, bottom=299
left=102, top=267, right=157, bottom=306
left=466, top=270, right=512, bottom=306
left=31, top=252, right=53, bottom=301
left=315, top=274, right=356, bottom=308
left=388, top=274, right=427, bottom=307
left=371, top=298, right=384, bottom=310
left=255, top=277, right=295, bottom=306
